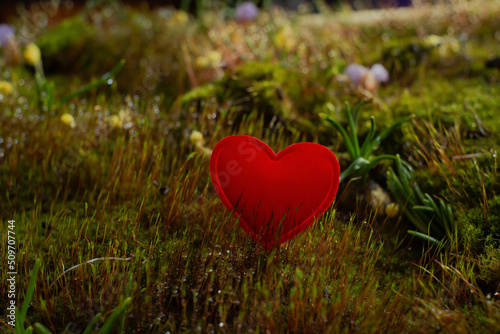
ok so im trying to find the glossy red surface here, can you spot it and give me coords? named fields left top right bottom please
left=210, top=135, right=340, bottom=250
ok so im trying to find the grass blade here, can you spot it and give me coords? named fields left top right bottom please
left=83, top=313, right=102, bottom=334
left=98, top=297, right=132, bottom=334
left=34, top=323, right=52, bottom=334
left=20, top=259, right=41, bottom=324
left=407, top=230, right=442, bottom=245
left=60, top=59, right=126, bottom=103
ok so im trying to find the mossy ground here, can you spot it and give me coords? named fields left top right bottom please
left=1, top=1, right=500, bottom=333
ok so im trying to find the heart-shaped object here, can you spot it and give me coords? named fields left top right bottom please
left=210, top=135, right=340, bottom=250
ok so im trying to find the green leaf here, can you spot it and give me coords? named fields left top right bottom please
left=344, top=102, right=361, bottom=157
left=407, top=230, right=442, bottom=245
left=83, top=313, right=102, bottom=334
left=360, top=116, right=376, bottom=158
left=423, top=194, right=440, bottom=213
left=413, top=205, right=436, bottom=213
left=98, top=297, right=132, bottom=334
left=15, top=308, right=23, bottom=333
left=366, top=115, right=413, bottom=155
left=396, top=157, right=414, bottom=195
left=34, top=323, right=53, bottom=334
left=320, top=113, right=356, bottom=159
left=20, top=259, right=41, bottom=325
left=368, top=154, right=398, bottom=168
left=413, top=181, right=427, bottom=203
left=350, top=101, right=364, bottom=129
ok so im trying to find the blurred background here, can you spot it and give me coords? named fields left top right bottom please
left=0, top=0, right=452, bottom=23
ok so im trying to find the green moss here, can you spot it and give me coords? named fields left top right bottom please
left=179, top=84, right=216, bottom=106
left=457, top=195, right=500, bottom=256
left=38, top=16, right=96, bottom=59
left=478, top=245, right=500, bottom=291
left=489, top=195, right=500, bottom=237
left=458, top=208, right=487, bottom=253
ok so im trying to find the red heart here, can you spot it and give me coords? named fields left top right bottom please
left=210, top=135, right=340, bottom=250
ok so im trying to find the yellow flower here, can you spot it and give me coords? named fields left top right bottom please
left=0, top=80, right=13, bottom=95
left=189, top=130, right=204, bottom=147
left=207, top=50, right=222, bottom=64
left=423, top=35, right=460, bottom=60
left=170, top=11, right=189, bottom=26
left=189, top=130, right=212, bottom=157
left=107, top=114, right=122, bottom=129
left=438, top=39, right=459, bottom=59
left=60, top=113, right=76, bottom=128
left=200, top=146, right=213, bottom=157
left=275, top=25, right=297, bottom=52
left=423, top=35, right=441, bottom=47
left=118, top=109, right=132, bottom=123
left=195, top=56, right=210, bottom=69
left=195, top=50, right=222, bottom=69
left=23, top=43, right=41, bottom=66
left=385, top=203, right=400, bottom=218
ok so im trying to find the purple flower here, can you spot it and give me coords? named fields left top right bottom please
left=235, top=2, right=259, bottom=23
left=345, top=63, right=390, bottom=84
left=344, top=64, right=369, bottom=84
left=370, top=63, right=389, bottom=83
left=0, top=24, right=15, bottom=46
